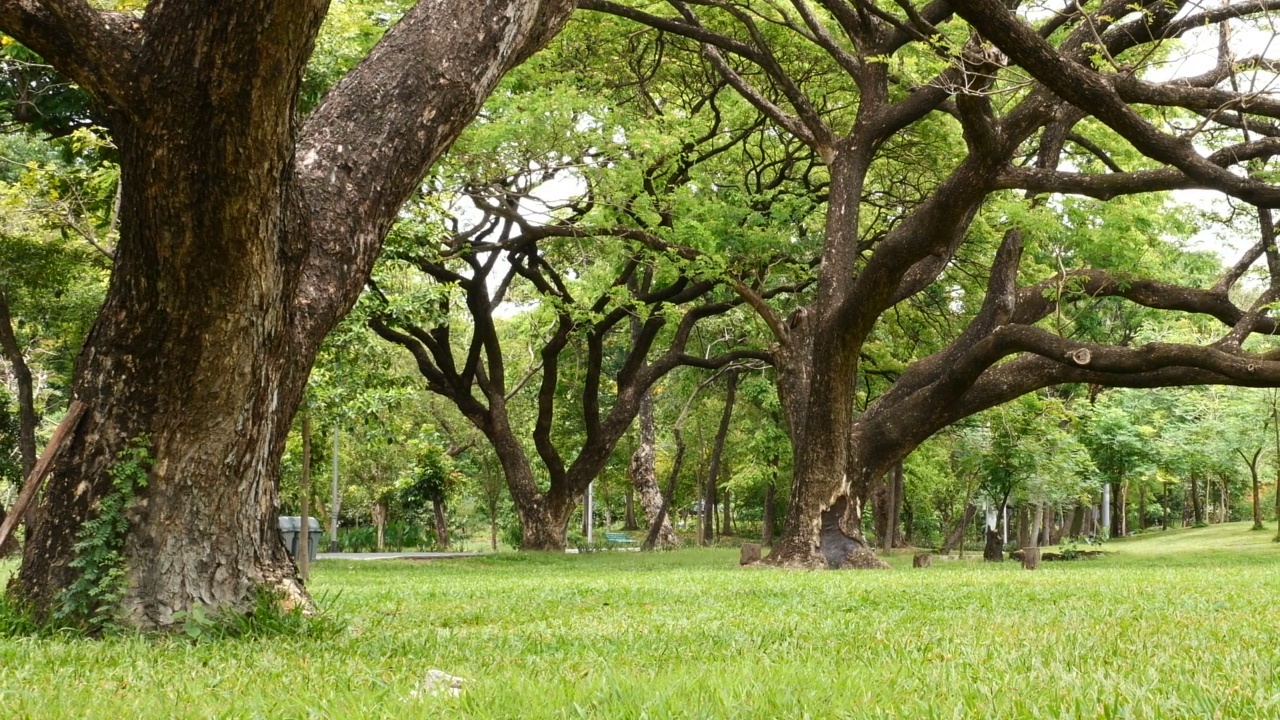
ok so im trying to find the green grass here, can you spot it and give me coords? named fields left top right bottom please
left=2, top=522, right=1279, bottom=718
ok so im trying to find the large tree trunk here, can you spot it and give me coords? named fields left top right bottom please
left=5, top=0, right=574, bottom=628
left=628, top=387, right=677, bottom=547
left=488, top=425, right=573, bottom=551
left=1190, top=476, right=1204, bottom=525
left=18, top=89, right=321, bottom=625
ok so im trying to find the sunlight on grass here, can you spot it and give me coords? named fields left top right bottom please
left=1, top=526, right=1277, bottom=717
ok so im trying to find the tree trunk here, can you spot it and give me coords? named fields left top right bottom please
left=1120, top=481, right=1129, bottom=536
left=623, top=486, right=638, bottom=531
left=1190, top=476, right=1204, bottom=525
left=0, top=290, right=37, bottom=478
left=762, top=480, right=776, bottom=546
left=889, top=462, right=903, bottom=548
left=1022, top=503, right=1042, bottom=570
left=984, top=525, right=1004, bottom=562
left=432, top=499, right=449, bottom=550
left=1016, top=505, right=1030, bottom=549
left=702, top=372, right=738, bottom=546
left=1163, top=483, right=1170, bottom=530
left=1252, top=464, right=1264, bottom=530
left=721, top=487, right=733, bottom=536
left=0, top=289, right=39, bottom=556
left=372, top=500, right=387, bottom=551
left=1069, top=503, right=1084, bottom=538
left=942, top=504, right=976, bottom=555
left=7, top=0, right=576, bottom=627
left=1138, top=483, right=1146, bottom=531
left=627, top=386, right=677, bottom=546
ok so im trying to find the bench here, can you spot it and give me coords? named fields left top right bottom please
left=604, top=531, right=637, bottom=546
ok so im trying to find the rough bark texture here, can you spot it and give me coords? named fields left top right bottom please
left=628, top=388, right=678, bottom=547
left=432, top=499, right=449, bottom=550
left=2, top=0, right=576, bottom=627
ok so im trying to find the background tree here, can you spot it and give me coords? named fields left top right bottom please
left=584, top=0, right=1280, bottom=568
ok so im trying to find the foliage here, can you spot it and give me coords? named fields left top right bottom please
left=397, top=444, right=458, bottom=512
left=54, top=437, right=150, bottom=632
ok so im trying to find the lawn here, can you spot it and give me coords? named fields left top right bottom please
left=2, top=523, right=1279, bottom=718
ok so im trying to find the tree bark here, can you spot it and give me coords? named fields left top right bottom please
left=628, top=385, right=677, bottom=546
left=5, top=0, right=575, bottom=627
left=1249, top=454, right=1264, bottom=530
left=372, top=500, right=387, bottom=551
left=1022, top=503, right=1042, bottom=570
left=984, top=502, right=1005, bottom=562
left=432, top=499, right=449, bottom=550
left=623, top=487, right=638, bottom=530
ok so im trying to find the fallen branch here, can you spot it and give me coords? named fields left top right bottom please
left=0, top=400, right=88, bottom=553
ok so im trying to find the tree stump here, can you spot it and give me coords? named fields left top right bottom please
left=1021, top=547, right=1040, bottom=570
left=740, top=543, right=762, bottom=565
left=912, top=553, right=932, bottom=568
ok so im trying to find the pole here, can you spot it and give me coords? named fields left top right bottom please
left=329, top=424, right=340, bottom=552
left=1101, top=483, right=1112, bottom=537
left=586, top=481, right=594, bottom=544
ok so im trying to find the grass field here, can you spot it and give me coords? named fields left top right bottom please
left=2, top=522, right=1279, bottom=718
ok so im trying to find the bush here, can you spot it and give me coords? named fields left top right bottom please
left=501, top=522, right=523, bottom=551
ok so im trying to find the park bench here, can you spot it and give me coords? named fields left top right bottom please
left=604, top=531, right=637, bottom=546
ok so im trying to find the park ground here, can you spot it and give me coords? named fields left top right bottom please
left=2, top=523, right=1278, bottom=719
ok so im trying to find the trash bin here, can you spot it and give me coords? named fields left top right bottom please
left=278, top=516, right=322, bottom=562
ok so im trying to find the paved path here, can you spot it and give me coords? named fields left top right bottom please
left=316, top=552, right=485, bottom=561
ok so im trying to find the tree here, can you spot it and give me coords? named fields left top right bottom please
left=585, top=0, right=1280, bottom=567
left=3, top=0, right=576, bottom=627
left=399, top=443, right=460, bottom=551
left=364, top=26, right=802, bottom=550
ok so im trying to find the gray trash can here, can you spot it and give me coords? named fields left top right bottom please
left=278, top=516, right=322, bottom=562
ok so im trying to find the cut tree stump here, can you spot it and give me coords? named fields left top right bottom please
left=912, top=553, right=932, bottom=568
left=740, top=543, right=762, bottom=565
